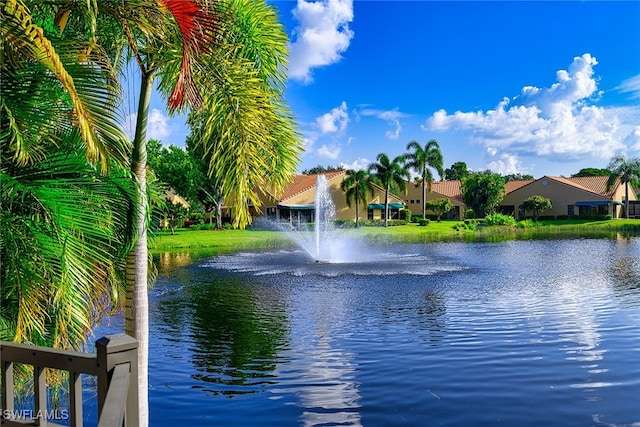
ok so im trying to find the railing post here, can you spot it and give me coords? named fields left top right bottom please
left=1, top=357, right=15, bottom=416
left=96, top=335, right=139, bottom=427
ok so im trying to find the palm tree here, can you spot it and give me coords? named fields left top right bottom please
left=4, top=2, right=300, bottom=425
left=186, top=0, right=301, bottom=229
left=341, top=169, right=375, bottom=227
left=108, top=3, right=299, bottom=423
left=405, top=139, right=444, bottom=219
left=1, top=151, right=136, bottom=348
left=368, top=153, right=410, bottom=226
left=1, top=0, right=134, bottom=351
left=607, top=155, right=640, bottom=219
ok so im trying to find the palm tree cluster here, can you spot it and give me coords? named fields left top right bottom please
left=2, top=1, right=300, bottom=423
left=341, top=139, right=444, bottom=227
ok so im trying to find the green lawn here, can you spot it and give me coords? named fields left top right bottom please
left=149, top=219, right=640, bottom=254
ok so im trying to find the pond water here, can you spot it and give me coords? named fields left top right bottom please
left=94, top=237, right=640, bottom=426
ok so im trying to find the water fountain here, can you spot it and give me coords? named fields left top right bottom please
left=279, top=174, right=379, bottom=263
left=209, top=173, right=465, bottom=274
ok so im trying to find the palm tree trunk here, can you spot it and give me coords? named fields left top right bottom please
left=625, top=182, right=629, bottom=219
left=384, top=185, right=390, bottom=227
left=355, top=186, right=360, bottom=228
left=422, top=172, right=427, bottom=220
left=125, top=72, right=153, bottom=427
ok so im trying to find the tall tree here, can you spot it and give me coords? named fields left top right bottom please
left=147, top=141, right=200, bottom=202
left=106, top=4, right=221, bottom=422
left=445, top=161, right=469, bottom=181
left=340, top=169, right=375, bottom=228
left=186, top=134, right=224, bottom=228
left=368, top=153, right=410, bottom=226
left=302, top=165, right=345, bottom=175
left=405, top=139, right=444, bottom=219
left=572, top=167, right=610, bottom=177
left=606, top=155, right=640, bottom=219
left=503, top=173, right=534, bottom=182
left=461, top=171, right=506, bottom=218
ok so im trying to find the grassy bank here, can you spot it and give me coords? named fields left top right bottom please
left=149, top=219, right=640, bottom=254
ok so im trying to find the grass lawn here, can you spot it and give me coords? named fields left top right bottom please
left=149, top=219, right=640, bottom=254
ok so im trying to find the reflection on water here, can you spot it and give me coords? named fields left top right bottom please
left=186, top=277, right=289, bottom=394
left=139, top=238, right=640, bottom=426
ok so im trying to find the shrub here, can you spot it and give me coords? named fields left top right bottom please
left=399, top=208, right=413, bottom=222
left=418, top=219, right=430, bottom=226
left=520, top=195, right=552, bottom=221
left=484, top=213, right=516, bottom=226
left=335, top=219, right=356, bottom=228
left=516, top=219, right=537, bottom=228
left=464, top=209, right=475, bottom=219
left=189, top=211, right=204, bottom=225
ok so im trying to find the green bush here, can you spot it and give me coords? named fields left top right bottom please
left=189, top=211, right=204, bottom=225
left=484, top=213, right=516, bottom=226
left=516, top=219, right=537, bottom=228
left=399, top=208, right=412, bottom=222
left=335, top=219, right=356, bottom=228
left=464, top=209, right=475, bottom=219
left=418, top=219, right=430, bottom=226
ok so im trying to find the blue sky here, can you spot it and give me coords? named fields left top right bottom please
left=139, top=0, right=640, bottom=178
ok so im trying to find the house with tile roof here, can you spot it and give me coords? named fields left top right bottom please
left=242, top=172, right=638, bottom=226
left=404, top=180, right=466, bottom=220
left=252, top=171, right=406, bottom=226
left=500, top=175, right=637, bottom=219
left=403, top=175, right=638, bottom=220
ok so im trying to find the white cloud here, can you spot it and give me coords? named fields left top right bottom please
left=317, top=143, right=341, bottom=159
left=361, top=108, right=408, bottom=140
left=339, top=157, right=369, bottom=170
left=123, top=109, right=173, bottom=142
left=486, top=153, right=528, bottom=176
left=302, top=134, right=317, bottom=153
left=615, top=74, right=640, bottom=100
left=624, top=126, right=640, bottom=152
left=288, top=0, right=354, bottom=83
left=423, top=54, right=632, bottom=164
left=147, top=109, right=171, bottom=141
left=315, top=101, right=349, bottom=134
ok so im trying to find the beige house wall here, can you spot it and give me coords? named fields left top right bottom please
left=404, top=182, right=465, bottom=220
left=501, top=178, right=635, bottom=219
left=253, top=174, right=404, bottom=222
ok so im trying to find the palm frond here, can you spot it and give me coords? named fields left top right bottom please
left=1, top=147, right=136, bottom=349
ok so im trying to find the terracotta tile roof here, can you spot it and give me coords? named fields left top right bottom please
left=431, top=180, right=463, bottom=202
left=278, top=171, right=346, bottom=202
left=547, top=175, right=617, bottom=198
left=505, top=179, right=534, bottom=194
